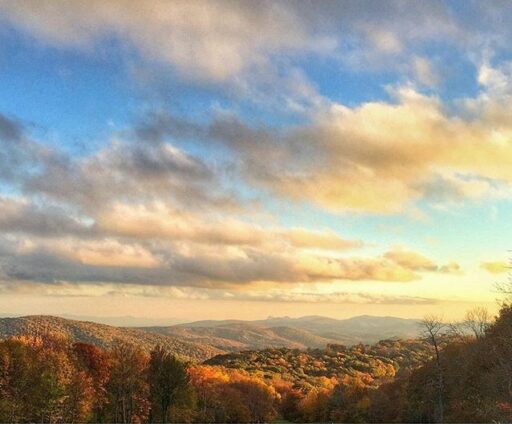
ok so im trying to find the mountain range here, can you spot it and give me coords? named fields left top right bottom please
left=144, top=315, right=422, bottom=350
left=0, top=314, right=422, bottom=360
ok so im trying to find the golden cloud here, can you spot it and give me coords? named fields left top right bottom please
left=383, top=249, right=437, bottom=272
left=96, top=202, right=362, bottom=251
left=481, top=261, right=509, bottom=274
left=41, top=239, right=162, bottom=269
left=225, top=85, right=512, bottom=213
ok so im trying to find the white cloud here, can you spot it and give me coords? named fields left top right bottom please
left=413, top=56, right=440, bottom=87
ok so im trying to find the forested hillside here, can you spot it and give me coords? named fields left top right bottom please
left=142, top=323, right=343, bottom=350
left=205, top=339, right=432, bottom=385
left=0, top=315, right=224, bottom=361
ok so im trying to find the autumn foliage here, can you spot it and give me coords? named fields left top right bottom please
left=1, top=305, right=512, bottom=422
left=0, top=337, right=277, bottom=423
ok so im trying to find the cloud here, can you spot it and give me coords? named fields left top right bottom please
left=142, top=81, right=512, bottom=214
left=0, top=0, right=333, bottom=82
left=0, top=279, right=439, bottom=306
left=0, top=0, right=466, bottom=84
left=0, top=113, right=55, bottom=184
left=25, top=138, right=222, bottom=210
left=0, top=113, right=23, bottom=141
left=0, top=227, right=454, bottom=288
left=0, top=132, right=434, bottom=290
left=94, top=201, right=362, bottom=251
left=51, top=239, right=162, bottom=269
left=0, top=106, right=467, bottom=292
left=5, top=118, right=424, bottom=290
left=481, top=261, right=509, bottom=274
left=363, top=27, right=403, bottom=54
left=439, top=262, right=461, bottom=274
left=384, top=249, right=460, bottom=274
left=0, top=197, right=91, bottom=237
left=0, top=122, right=238, bottom=217
left=4, top=1, right=506, bottom=120
left=282, top=228, right=362, bottom=250
left=413, top=56, right=440, bottom=87
left=384, top=249, right=437, bottom=272
left=216, top=290, right=439, bottom=305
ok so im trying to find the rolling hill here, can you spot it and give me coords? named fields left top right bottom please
left=0, top=315, right=224, bottom=361
left=141, top=323, right=342, bottom=350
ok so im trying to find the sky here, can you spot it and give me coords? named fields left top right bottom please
left=0, top=0, right=511, bottom=325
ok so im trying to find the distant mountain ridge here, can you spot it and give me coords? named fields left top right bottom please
left=141, top=322, right=342, bottom=350
left=0, top=314, right=423, bottom=357
left=140, top=314, right=422, bottom=350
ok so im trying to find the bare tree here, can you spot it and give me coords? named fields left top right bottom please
left=421, top=314, right=445, bottom=423
left=464, top=307, right=491, bottom=339
left=495, top=253, right=512, bottom=302
left=449, top=307, right=492, bottom=342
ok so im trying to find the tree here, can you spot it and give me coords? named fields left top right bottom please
left=484, top=305, right=512, bottom=412
left=299, top=386, right=332, bottom=422
left=148, top=345, right=194, bottom=422
left=228, top=378, right=277, bottom=423
left=0, top=338, right=35, bottom=422
left=72, top=342, right=110, bottom=421
left=188, top=365, right=230, bottom=422
left=369, top=379, right=405, bottom=423
left=63, top=369, right=94, bottom=423
left=275, top=381, right=304, bottom=422
left=464, top=307, right=491, bottom=340
left=0, top=334, right=95, bottom=423
left=421, top=314, right=446, bottom=423
left=27, top=335, right=76, bottom=423
left=106, top=341, right=149, bottom=423
left=329, top=374, right=371, bottom=423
